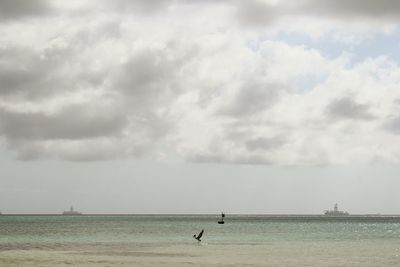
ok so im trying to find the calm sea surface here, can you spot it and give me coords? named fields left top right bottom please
left=1, top=215, right=400, bottom=266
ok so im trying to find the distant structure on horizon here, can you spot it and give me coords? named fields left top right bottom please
left=218, top=212, right=225, bottom=224
left=324, top=203, right=349, bottom=216
left=62, top=206, right=82, bottom=215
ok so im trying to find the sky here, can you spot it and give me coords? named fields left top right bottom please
left=1, top=0, right=400, bottom=214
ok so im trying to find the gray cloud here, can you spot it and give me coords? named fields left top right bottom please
left=114, top=51, right=173, bottom=97
left=0, top=0, right=398, bottom=166
left=383, top=116, right=400, bottom=134
left=384, top=100, right=400, bottom=134
left=4, top=0, right=398, bottom=25
left=218, top=82, right=283, bottom=118
left=235, top=0, right=280, bottom=27
left=301, top=0, right=400, bottom=18
left=384, top=118, right=400, bottom=134
left=109, top=48, right=190, bottom=146
left=112, top=45, right=194, bottom=108
left=0, top=31, right=195, bottom=161
left=0, top=47, right=49, bottom=98
left=0, top=0, right=53, bottom=20
left=103, top=0, right=173, bottom=14
left=0, top=103, right=127, bottom=141
left=235, top=0, right=400, bottom=27
left=104, top=0, right=232, bottom=14
left=0, top=29, right=109, bottom=100
left=0, top=43, right=107, bottom=100
left=0, top=107, right=171, bottom=161
left=325, top=97, right=375, bottom=121
left=245, top=136, right=287, bottom=151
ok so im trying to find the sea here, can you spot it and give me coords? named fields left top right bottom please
left=1, top=215, right=400, bottom=266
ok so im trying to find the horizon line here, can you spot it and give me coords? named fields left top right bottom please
left=1, top=213, right=400, bottom=216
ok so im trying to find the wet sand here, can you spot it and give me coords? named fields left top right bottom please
left=1, top=240, right=399, bottom=267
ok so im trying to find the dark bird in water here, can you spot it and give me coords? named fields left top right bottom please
left=193, top=229, right=204, bottom=242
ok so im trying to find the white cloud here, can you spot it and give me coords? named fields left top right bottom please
left=1, top=1, right=400, bottom=165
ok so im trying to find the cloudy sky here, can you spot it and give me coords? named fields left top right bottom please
left=1, top=0, right=400, bottom=214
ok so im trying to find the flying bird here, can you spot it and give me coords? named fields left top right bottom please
left=193, top=229, right=204, bottom=242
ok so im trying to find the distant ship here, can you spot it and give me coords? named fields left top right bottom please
left=62, top=206, right=82, bottom=215
left=218, top=212, right=225, bottom=224
left=324, top=203, right=349, bottom=216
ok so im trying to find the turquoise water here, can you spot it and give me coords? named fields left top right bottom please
left=1, top=215, right=400, bottom=246
left=1, top=215, right=400, bottom=266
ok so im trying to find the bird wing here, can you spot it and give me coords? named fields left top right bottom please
left=197, top=229, right=204, bottom=239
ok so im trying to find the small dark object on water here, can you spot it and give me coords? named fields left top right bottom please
left=218, top=212, right=225, bottom=224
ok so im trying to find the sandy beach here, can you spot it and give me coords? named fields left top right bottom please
left=1, top=239, right=399, bottom=267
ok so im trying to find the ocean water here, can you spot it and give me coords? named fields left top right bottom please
left=1, top=215, right=400, bottom=266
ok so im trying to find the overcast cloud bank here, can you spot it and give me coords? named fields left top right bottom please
left=1, top=0, right=400, bottom=165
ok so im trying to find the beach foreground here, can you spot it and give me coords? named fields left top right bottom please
left=1, top=240, right=399, bottom=267
left=1, top=215, right=400, bottom=266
